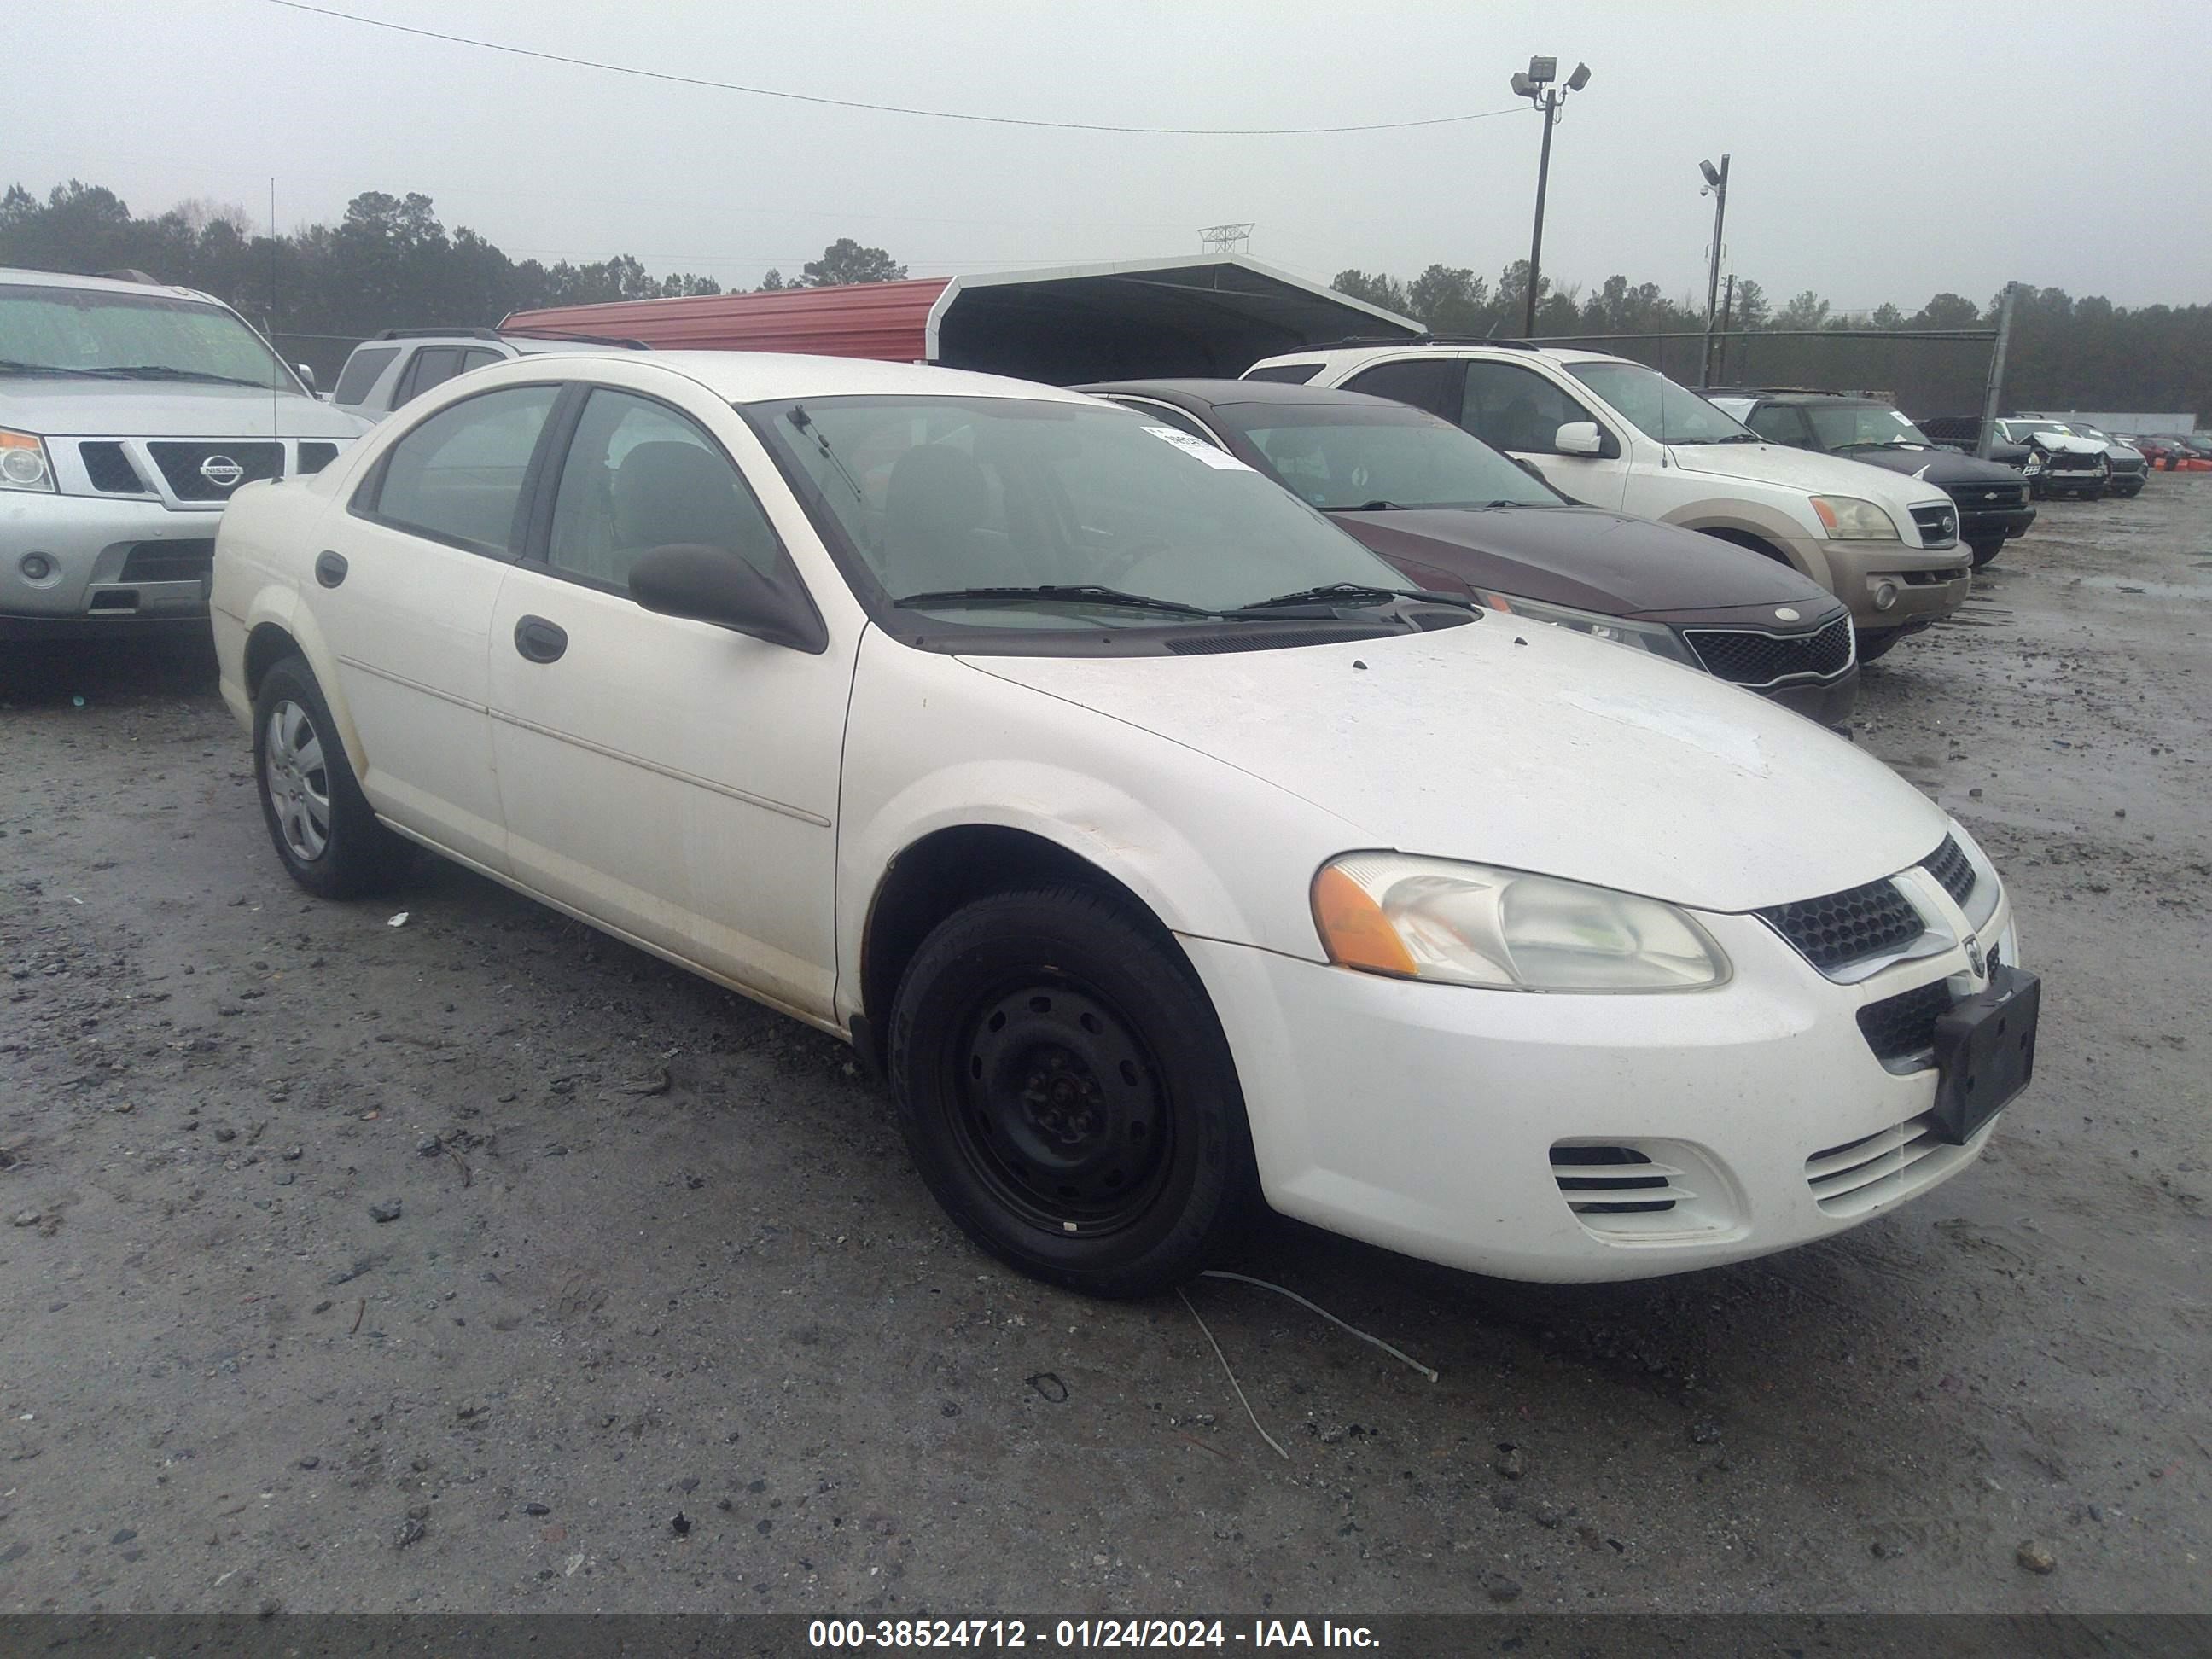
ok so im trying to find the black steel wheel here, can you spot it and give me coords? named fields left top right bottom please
left=888, top=885, right=1257, bottom=1297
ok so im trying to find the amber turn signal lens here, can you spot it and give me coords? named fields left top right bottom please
left=1312, top=864, right=1417, bottom=977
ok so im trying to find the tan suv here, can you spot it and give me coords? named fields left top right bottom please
left=1245, top=342, right=1971, bottom=660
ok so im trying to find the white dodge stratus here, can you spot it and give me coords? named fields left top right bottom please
left=210, top=351, right=2040, bottom=1297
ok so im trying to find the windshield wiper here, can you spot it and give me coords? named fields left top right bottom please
left=82, top=365, right=270, bottom=387
left=1346, top=498, right=1407, bottom=510
left=0, top=358, right=95, bottom=377
left=893, top=584, right=1219, bottom=617
left=1704, top=432, right=1766, bottom=443
left=1232, top=581, right=1475, bottom=614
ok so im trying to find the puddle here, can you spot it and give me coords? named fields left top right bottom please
left=2074, top=573, right=2209, bottom=600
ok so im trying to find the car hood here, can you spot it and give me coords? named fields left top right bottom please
left=0, top=378, right=370, bottom=439
left=2017, top=431, right=2106, bottom=457
left=1665, top=439, right=1947, bottom=506
left=961, top=617, right=1946, bottom=913
left=1333, top=504, right=1832, bottom=616
left=1820, top=445, right=2028, bottom=487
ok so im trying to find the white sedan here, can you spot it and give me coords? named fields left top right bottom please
left=210, top=351, right=2040, bottom=1297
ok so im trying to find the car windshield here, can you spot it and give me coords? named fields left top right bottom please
left=1563, top=362, right=1753, bottom=445
left=1806, top=403, right=1938, bottom=449
left=1222, top=405, right=1561, bottom=510
left=0, top=282, right=299, bottom=391
left=749, top=394, right=1417, bottom=629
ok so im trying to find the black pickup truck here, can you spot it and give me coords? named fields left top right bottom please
left=1708, top=391, right=2036, bottom=570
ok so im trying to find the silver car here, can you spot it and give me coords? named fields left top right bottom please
left=1, top=267, right=368, bottom=639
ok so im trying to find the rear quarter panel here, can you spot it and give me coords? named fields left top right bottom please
left=209, top=474, right=359, bottom=763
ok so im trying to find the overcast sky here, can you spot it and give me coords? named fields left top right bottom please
left=15, top=0, right=2211, bottom=311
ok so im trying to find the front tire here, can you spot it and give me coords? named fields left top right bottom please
left=1968, top=539, right=2005, bottom=570
left=253, top=655, right=407, bottom=898
left=1855, top=627, right=1906, bottom=663
left=888, top=886, right=1258, bottom=1298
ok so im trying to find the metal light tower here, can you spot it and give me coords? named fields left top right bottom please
left=1697, top=154, right=1731, bottom=387
left=1511, top=56, right=1591, bottom=337
left=1197, top=222, right=1254, bottom=255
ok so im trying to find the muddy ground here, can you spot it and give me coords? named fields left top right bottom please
left=1, top=480, right=2207, bottom=1617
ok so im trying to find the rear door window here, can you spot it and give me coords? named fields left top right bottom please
left=1342, top=357, right=1462, bottom=420
left=361, top=384, right=561, bottom=557
left=393, top=346, right=465, bottom=406
left=332, top=346, right=399, bottom=407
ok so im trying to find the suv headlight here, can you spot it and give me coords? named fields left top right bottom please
left=1312, top=853, right=1729, bottom=992
left=1810, top=496, right=1900, bottom=540
left=0, top=428, right=55, bottom=492
left=1472, top=591, right=1697, bottom=667
left=2022, top=453, right=2045, bottom=474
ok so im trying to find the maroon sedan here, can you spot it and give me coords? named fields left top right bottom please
left=1081, top=380, right=1860, bottom=725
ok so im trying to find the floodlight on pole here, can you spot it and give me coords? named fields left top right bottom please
left=1697, top=154, right=1732, bottom=388
left=1511, top=53, right=1592, bottom=336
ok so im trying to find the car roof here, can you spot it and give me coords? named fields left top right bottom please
left=1709, top=387, right=1887, bottom=405
left=1254, top=341, right=1633, bottom=372
left=493, top=349, right=1098, bottom=407
left=0, top=265, right=223, bottom=306
left=1076, top=378, right=1420, bottom=412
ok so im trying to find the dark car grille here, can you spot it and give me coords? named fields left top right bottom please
left=1856, top=978, right=1954, bottom=1065
left=2043, top=450, right=2101, bottom=474
left=1909, top=504, right=1959, bottom=546
left=1922, top=835, right=1976, bottom=909
left=118, top=539, right=217, bottom=583
left=2109, top=452, right=2146, bottom=475
left=79, top=441, right=148, bottom=493
left=1758, top=878, right=1924, bottom=973
left=296, top=441, right=340, bottom=475
left=148, top=440, right=284, bottom=501
left=1685, top=614, right=1854, bottom=688
left=1951, top=481, right=2025, bottom=509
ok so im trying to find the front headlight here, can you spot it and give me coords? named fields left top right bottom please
left=0, top=428, right=55, bottom=492
left=1471, top=591, right=1697, bottom=667
left=1810, top=496, right=1900, bottom=540
left=1312, top=853, right=1730, bottom=992
left=2022, top=454, right=2045, bottom=474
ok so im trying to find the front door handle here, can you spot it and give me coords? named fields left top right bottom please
left=313, top=550, right=347, bottom=588
left=513, top=614, right=568, bottom=664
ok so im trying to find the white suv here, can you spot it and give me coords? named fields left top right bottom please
left=329, top=328, right=645, bottom=422
left=1245, top=343, right=1971, bottom=660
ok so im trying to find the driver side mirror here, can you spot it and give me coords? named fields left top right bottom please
left=628, top=543, right=828, bottom=655
left=1555, top=421, right=1613, bottom=458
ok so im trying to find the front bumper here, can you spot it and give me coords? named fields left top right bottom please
left=1, top=490, right=218, bottom=629
left=1811, top=538, right=1972, bottom=632
left=1183, top=888, right=2018, bottom=1283
left=1956, top=505, right=2035, bottom=545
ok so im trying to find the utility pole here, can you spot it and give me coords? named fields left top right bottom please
left=1977, top=281, right=2020, bottom=460
left=1511, top=57, right=1590, bottom=338
left=1715, top=274, right=1735, bottom=385
left=1697, top=154, right=1731, bottom=387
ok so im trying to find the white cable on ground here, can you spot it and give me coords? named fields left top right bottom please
left=1199, top=1269, right=1440, bottom=1382
left=1178, top=1288, right=1288, bottom=1461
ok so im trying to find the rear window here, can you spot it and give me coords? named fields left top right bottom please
left=1244, top=362, right=1324, bottom=385
left=331, top=346, right=399, bottom=406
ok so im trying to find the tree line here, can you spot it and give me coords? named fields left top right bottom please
left=1332, top=260, right=2212, bottom=421
left=0, top=180, right=908, bottom=383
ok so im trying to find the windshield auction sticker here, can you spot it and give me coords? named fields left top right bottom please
left=1142, top=426, right=1254, bottom=471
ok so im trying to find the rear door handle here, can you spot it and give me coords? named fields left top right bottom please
left=313, top=550, right=347, bottom=588
left=513, top=614, right=568, bottom=664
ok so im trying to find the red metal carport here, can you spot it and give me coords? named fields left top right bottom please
left=501, top=255, right=1419, bottom=384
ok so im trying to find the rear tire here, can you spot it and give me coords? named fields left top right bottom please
left=888, top=885, right=1258, bottom=1298
left=253, top=655, right=408, bottom=899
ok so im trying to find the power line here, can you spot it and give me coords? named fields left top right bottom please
left=257, top=0, right=1525, bottom=137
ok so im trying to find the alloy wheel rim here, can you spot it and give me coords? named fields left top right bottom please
left=950, top=981, right=1174, bottom=1235
left=263, top=699, right=331, bottom=863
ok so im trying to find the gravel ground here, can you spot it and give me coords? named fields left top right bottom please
left=1, top=479, right=2206, bottom=1616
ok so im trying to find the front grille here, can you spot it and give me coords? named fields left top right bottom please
left=1953, top=482, right=2025, bottom=509
left=1549, top=1145, right=1685, bottom=1216
left=118, top=539, right=216, bottom=584
left=2109, top=454, right=2145, bottom=475
left=79, top=441, right=148, bottom=493
left=2043, top=451, right=2100, bottom=474
left=1855, top=978, right=1953, bottom=1065
left=1166, top=626, right=1383, bottom=655
left=1685, top=614, right=1854, bottom=687
left=1909, top=504, right=1959, bottom=546
left=1806, top=1111, right=1964, bottom=1216
left=147, top=440, right=283, bottom=501
left=296, top=441, right=340, bottom=475
left=1759, top=879, right=1924, bottom=973
left=1921, top=835, right=1976, bottom=909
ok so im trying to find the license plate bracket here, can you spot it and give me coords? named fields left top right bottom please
left=1930, top=965, right=2040, bottom=1145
